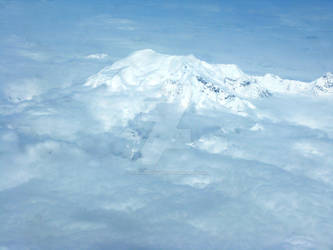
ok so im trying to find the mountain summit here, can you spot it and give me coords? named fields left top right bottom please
left=313, top=72, right=333, bottom=95
left=85, top=50, right=332, bottom=107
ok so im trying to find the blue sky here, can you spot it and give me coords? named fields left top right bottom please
left=0, top=0, right=332, bottom=94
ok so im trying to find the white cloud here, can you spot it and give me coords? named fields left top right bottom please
left=3, top=78, right=41, bottom=103
left=103, top=17, right=136, bottom=31
left=79, top=15, right=136, bottom=31
left=16, top=49, right=48, bottom=61
left=162, top=3, right=220, bottom=13
left=85, top=53, right=108, bottom=60
left=1, top=50, right=333, bottom=249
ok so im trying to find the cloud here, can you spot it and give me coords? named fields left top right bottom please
left=85, top=53, right=108, bottom=60
left=4, top=35, right=35, bottom=49
left=1, top=67, right=333, bottom=249
left=277, top=10, right=333, bottom=33
left=161, top=2, right=220, bottom=13
left=3, top=78, right=42, bottom=103
left=79, top=15, right=136, bottom=31
left=103, top=17, right=136, bottom=31
left=16, top=49, right=48, bottom=62
left=305, top=35, right=319, bottom=40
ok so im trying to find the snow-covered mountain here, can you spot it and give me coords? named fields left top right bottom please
left=313, top=72, right=333, bottom=95
left=85, top=49, right=332, bottom=112
left=85, top=49, right=258, bottom=115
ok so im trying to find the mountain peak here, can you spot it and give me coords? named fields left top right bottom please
left=84, top=50, right=332, bottom=112
left=313, top=72, right=333, bottom=95
left=323, top=72, right=333, bottom=78
left=84, top=50, right=260, bottom=115
left=85, top=49, right=247, bottom=89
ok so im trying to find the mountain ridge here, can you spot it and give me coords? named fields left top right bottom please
left=84, top=49, right=332, bottom=116
left=85, top=49, right=332, bottom=96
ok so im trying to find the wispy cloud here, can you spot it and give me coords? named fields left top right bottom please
left=85, top=53, right=109, bottom=60
left=161, top=2, right=220, bottom=13
left=4, top=35, right=35, bottom=49
left=2, top=78, right=42, bottom=103
left=1, top=35, right=48, bottom=62
left=277, top=11, right=333, bottom=32
left=16, top=49, right=48, bottom=62
left=79, top=15, right=136, bottom=31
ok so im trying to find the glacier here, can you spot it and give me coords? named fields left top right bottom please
left=1, top=49, right=333, bottom=249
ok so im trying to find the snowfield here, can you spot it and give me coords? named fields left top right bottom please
left=1, top=50, right=333, bottom=250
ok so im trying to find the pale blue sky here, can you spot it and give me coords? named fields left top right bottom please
left=0, top=0, right=332, bottom=94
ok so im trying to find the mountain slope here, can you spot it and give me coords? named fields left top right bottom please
left=85, top=49, right=332, bottom=106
